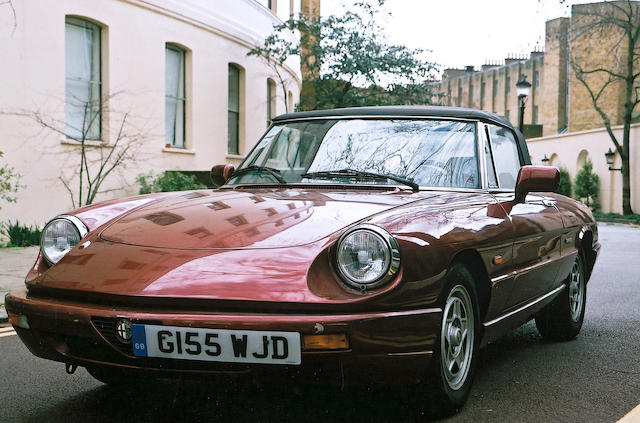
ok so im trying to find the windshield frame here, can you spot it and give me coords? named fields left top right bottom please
left=226, top=115, right=514, bottom=192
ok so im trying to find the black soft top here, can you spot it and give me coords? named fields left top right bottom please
left=272, top=105, right=531, bottom=164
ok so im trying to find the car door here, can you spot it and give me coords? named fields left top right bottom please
left=485, top=124, right=565, bottom=311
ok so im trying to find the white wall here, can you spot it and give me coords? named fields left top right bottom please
left=527, top=124, right=640, bottom=214
left=0, top=0, right=300, bottom=225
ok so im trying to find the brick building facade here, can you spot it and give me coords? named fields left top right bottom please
left=432, top=2, right=631, bottom=138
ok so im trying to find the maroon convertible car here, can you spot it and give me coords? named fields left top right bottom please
left=6, top=106, right=599, bottom=416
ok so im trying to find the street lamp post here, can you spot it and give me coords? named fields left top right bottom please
left=516, top=75, right=532, bottom=134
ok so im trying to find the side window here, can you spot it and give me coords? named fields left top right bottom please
left=488, top=125, right=521, bottom=189
left=482, top=126, right=498, bottom=189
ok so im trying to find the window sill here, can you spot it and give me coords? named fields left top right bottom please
left=226, top=154, right=244, bottom=160
left=162, top=147, right=196, bottom=155
left=60, top=138, right=105, bottom=147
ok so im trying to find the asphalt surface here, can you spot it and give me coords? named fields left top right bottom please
left=0, top=224, right=639, bottom=422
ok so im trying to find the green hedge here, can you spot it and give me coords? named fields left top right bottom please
left=2, top=221, right=41, bottom=247
left=137, top=171, right=207, bottom=194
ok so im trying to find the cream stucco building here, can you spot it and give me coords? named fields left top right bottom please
left=0, top=0, right=301, bottom=225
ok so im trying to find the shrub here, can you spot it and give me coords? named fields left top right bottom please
left=574, top=159, right=600, bottom=212
left=2, top=221, right=42, bottom=247
left=137, top=171, right=207, bottom=194
left=557, top=167, right=572, bottom=197
left=0, top=150, right=22, bottom=210
left=593, top=212, right=640, bottom=224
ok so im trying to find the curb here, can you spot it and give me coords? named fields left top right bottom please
left=596, top=218, right=640, bottom=226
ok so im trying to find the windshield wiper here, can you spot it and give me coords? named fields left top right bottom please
left=230, top=166, right=287, bottom=184
left=302, top=169, right=419, bottom=192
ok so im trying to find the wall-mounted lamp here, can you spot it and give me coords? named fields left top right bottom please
left=605, top=148, right=622, bottom=171
left=541, top=154, right=550, bottom=164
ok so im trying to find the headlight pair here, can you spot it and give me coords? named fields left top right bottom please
left=335, top=224, right=400, bottom=291
left=40, top=215, right=88, bottom=265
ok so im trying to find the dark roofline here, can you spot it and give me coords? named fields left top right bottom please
left=272, top=106, right=531, bottom=165
left=273, top=105, right=512, bottom=127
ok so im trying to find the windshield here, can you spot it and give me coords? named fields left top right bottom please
left=229, top=119, right=479, bottom=189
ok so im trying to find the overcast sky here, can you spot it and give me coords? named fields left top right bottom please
left=320, top=0, right=595, bottom=73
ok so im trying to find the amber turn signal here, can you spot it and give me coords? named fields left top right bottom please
left=302, top=334, right=349, bottom=350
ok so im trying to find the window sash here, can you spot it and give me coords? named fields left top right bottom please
left=228, top=65, right=240, bottom=154
left=65, top=17, right=101, bottom=140
left=166, top=45, right=185, bottom=148
left=228, top=110, right=239, bottom=154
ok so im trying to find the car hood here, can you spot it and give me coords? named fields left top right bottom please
left=99, top=188, right=418, bottom=250
left=32, top=188, right=492, bottom=307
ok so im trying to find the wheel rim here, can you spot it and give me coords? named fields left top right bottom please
left=440, top=284, right=474, bottom=390
left=568, top=257, right=584, bottom=322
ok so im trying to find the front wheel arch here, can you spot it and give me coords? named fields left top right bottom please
left=449, top=249, right=491, bottom=322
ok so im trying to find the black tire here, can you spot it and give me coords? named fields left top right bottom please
left=535, top=252, right=586, bottom=341
left=415, top=263, right=481, bottom=418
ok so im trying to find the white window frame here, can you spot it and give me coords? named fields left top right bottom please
left=228, top=64, right=241, bottom=155
left=65, top=17, right=102, bottom=141
left=165, top=44, right=186, bottom=148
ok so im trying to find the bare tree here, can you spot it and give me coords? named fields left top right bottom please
left=248, top=31, right=298, bottom=113
left=5, top=92, right=151, bottom=208
left=0, top=0, right=17, bottom=35
left=568, top=1, right=640, bottom=215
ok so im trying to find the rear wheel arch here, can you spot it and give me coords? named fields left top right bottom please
left=578, top=230, right=595, bottom=282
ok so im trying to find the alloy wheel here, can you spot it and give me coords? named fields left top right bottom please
left=441, top=284, right=475, bottom=390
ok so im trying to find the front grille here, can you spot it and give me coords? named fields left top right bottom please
left=91, top=317, right=132, bottom=355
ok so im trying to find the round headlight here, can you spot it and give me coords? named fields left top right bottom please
left=40, top=215, right=88, bottom=265
left=336, top=225, right=400, bottom=290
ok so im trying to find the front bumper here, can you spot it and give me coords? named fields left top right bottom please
left=5, top=290, right=441, bottom=386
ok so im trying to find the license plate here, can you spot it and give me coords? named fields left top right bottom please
left=131, top=324, right=301, bottom=365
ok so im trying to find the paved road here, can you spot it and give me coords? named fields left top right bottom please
left=0, top=246, right=38, bottom=321
left=1, top=224, right=638, bottom=422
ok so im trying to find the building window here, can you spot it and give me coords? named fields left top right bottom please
left=505, top=109, right=510, bottom=121
left=533, top=105, right=539, bottom=124
left=481, top=82, right=486, bottom=101
left=228, top=64, right=241, bottom=154
left=457, top=86, right=462, bottom=107
left=469, top=84, right=474, bottom=105
left=534, top=70, right=540, bottom=88
left=267, top=79, right=276, bottom=127
left=165, top=44, right=186, bottom=148
left=65, top=17, right=101, bottom=140
left=505, top=75, right=511, bottom=94
left=493, top=79, right=498, bottom=97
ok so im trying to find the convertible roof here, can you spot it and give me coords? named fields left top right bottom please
left=272, top=106, right=531, bottom=164
left=273, top=105, right=510, bottom=126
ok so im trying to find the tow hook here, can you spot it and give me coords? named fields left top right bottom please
left=65, top=363, right=77, bottom=374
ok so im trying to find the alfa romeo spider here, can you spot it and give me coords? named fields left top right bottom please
left=5, top=106, right=599, bottom=416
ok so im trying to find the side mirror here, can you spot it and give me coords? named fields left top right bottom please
left=210, top=164, right=235, bottom=186
left=514, top=165, right=560, bottom=203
